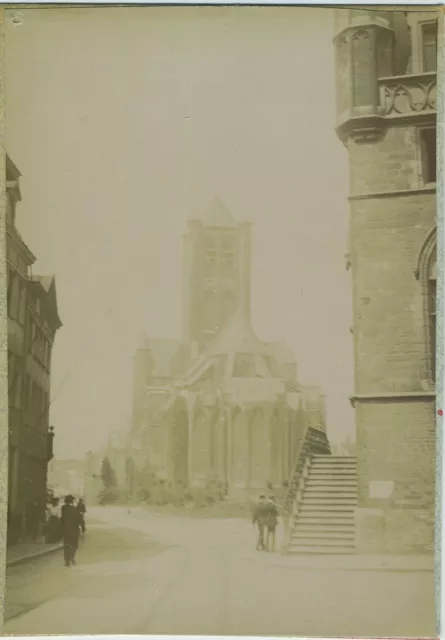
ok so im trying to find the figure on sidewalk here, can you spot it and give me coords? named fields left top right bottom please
left=76, top=498, right=86, bottom=535
left=45, top=497, right=61, bottom=543
left=61, top=495, right=81, bottom=567
left=252, top=494, right=268, bottom=551
left=265, top=495, right=279, bottom=552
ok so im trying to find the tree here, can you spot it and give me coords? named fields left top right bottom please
left=100, top=456, right=117, bottom=490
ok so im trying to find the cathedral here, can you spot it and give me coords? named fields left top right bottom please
left=130, top=198, right=326, bottom=496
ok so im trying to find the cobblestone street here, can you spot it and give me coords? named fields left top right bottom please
left=4, top=507, right=436, bottom=637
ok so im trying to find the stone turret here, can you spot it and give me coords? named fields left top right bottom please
left=334, top=9, right=395, bottom=142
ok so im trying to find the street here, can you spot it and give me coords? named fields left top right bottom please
left=4, top=506, right=436, bottom=637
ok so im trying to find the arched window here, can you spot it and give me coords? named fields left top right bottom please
left=221, top=290, right=235, bottom=324
left=428, top=250, right=436, bottom=382
left=416, top=227, right=437, bottom=384
left=222, top=251, right=234, bottom=276
left=203, top=290, right=219, bottom=330
left=205, top=250, right=218, bottom=277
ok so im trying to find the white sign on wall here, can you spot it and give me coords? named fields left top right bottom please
left=369, top=481, right=394, bottom=500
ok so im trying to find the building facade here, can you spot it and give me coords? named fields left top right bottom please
left=7, top=156, right=62, bottom=542
left=131, top=199, right=326, bottom=497
left=334, top=9, right=437, bottom=552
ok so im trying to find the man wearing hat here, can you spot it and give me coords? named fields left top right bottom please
left=61, top=495, right=82, bottom=567
left=265, top=495, right=279, bottom=552
left=252, top=495, right=268, bottom=551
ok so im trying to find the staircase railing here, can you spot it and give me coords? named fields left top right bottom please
left=281, top=426, right=331, bottom=552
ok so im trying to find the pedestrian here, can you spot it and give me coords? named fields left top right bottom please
left=252, top=494, right=268, bottom=551
left=76, top=498, right=86, bottom=535
left=265, top=495, right=279, bottom=552
left=45, top=498, right=61, bottom=543
left=61, top=495, right=81, bottom=567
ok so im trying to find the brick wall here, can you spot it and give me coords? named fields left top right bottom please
left=356, top=400, right=436, bottom=507
left=349, top=124, right=436, bottom=552
left=351, top=192, right=436, bottom=392
left=349, top=127, right=422, bottom=195
left=355, top=396, right=436, bottom=552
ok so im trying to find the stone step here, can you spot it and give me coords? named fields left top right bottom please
left=312, top=456, right=356, bottom=461
left=310, top=464, right=356, bottom=471
left=299, top=506, right=356, bottom=515
left=304, top=487, right=358, bottom=495
left=292, top=529, right=355, bottom=541
left=289, top=536, right=355, bottom=548
left=303, top=498, right=358, bottom=507
left=309, top=469, right=356, bottom=477
left=311, top=468, right=356, bottom=473
left=296, top=516, right=355, bottom=526
left=287, top=545, right=355, bottom=555
left=306, top=479, right=357, bottom=487
left=294, top=523, right=355, bottom=534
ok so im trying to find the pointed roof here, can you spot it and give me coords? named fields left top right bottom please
left=208, top=306, right=267, bottom=358
left=29, top=274, right=62, bottom=330
left=31, top=275, right=53, bottom=292
left=178, top=307, right=279, bottom=388
left=199, top=197, right=239, bottom=229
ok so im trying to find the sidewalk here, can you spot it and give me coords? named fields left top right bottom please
left=6, top=539, right=63, bottom=568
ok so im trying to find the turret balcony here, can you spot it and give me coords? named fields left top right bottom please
left=379, top=72, right=436, bottom=125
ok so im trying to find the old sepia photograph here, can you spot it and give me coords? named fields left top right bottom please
left=2, top=5, right=439, bottom=637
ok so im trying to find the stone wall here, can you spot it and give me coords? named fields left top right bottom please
left=348, top=123, right=436, bottom=553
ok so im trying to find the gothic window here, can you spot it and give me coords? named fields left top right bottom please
left=421, top=21, right=437, bottom=72
left=428, top=251, right=436, bottom=382
left=420, top=127, right=436, bottom=184
left=416, top=228, right=436, bottom=385
left=205, top=250, right=218, bottom=277
left=203, top=290, right=219, bottom=330
left=222, top=251, right=235, bottom=276
left=233, top=353, right=256, bottom=378
left=221, top=290, right=235, bottom=324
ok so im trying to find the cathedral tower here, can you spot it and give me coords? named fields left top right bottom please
left=334, top=9, right=437, bottom=553
left=182, top=198, right=252, bottom=352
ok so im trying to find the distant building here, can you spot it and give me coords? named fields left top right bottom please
left=131, top=199, right=326, bottom=496
left=7, top=156, right=62, bottom=542
left=334, top=10, right=437, bottom=552
left=47, top=458, right=85, bottom=498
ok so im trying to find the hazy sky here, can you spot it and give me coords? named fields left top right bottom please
left=5, top=7, right=354, bottom=459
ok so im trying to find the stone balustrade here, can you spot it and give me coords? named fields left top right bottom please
left=379, top=72, right=436, bottom=119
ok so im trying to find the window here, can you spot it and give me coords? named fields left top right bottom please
left=222, top=251, right=234, bottom=276
left=203, top=290, right=219, bottom=330
left=8, top=353, right=22, bottom=409
left=9, top=276, right=20, bottom=321
left=18, top=285, right=26, bottom=326
left=222, top=290, right=235, bottom=323
left=6, top=193, right=14, bottom=226
left=422, top=22, right=437, bottom=72
left=205, top=250, right=218, bottom=277
left=428, top=253, right=436, bottom=382
left=420, top=128, right=436, bottom=184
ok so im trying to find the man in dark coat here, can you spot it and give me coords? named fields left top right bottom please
left=61, top=495, right=81, bottom=566
left=252, top=495, right=268, bottom=551
left=265, top=495, right=279, bottom=552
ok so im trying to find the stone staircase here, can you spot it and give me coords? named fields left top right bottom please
left=287, top=455, right=357, bottom=555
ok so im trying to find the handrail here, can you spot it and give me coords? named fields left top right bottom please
left=281, top=426, right=331, bottom=553
left=282, top=423, right=309, bottom=514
